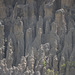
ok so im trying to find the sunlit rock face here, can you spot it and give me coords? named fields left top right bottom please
left=0, top=0, right=75, bottom=75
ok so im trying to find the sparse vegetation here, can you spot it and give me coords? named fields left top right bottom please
left=67, top=61, right=75, bottom=68
left=43, top=60, right=46, bottom=67
left=47, top=69, right=50, bottom=73
left=46, top=69, right=54, bottom=75
left=60, top=61, right=75, bottom=72
left=61, top=63, right=66, bottom=68
left=60, top=63, right=66, bottom=72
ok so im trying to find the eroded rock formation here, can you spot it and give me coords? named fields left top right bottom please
left=0, top=0, right=75, bottom=75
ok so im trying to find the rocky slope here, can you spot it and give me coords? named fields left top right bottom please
left=0, top=0, right=75, bottom=75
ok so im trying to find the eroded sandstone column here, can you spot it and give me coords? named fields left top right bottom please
left=0, top=0, right=6, bottom=19
left=0, top=24, right=4, bottom=59
left=14, top=18, right=24, bottom=65
left=26, top=28, right=32, bottom=54
left=6, top=39, right=13, bottom=68
left=44, top=0, right=55, bottom=21
left=61, top=0, right=75, bottom=8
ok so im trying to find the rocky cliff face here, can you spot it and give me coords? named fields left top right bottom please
left=0, top=0, right=75, bottom=75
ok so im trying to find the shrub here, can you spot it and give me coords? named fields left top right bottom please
left=43, top=60, right=46, bottom=67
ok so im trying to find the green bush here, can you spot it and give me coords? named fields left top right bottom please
left=43, top=60, right=46, bottom=67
